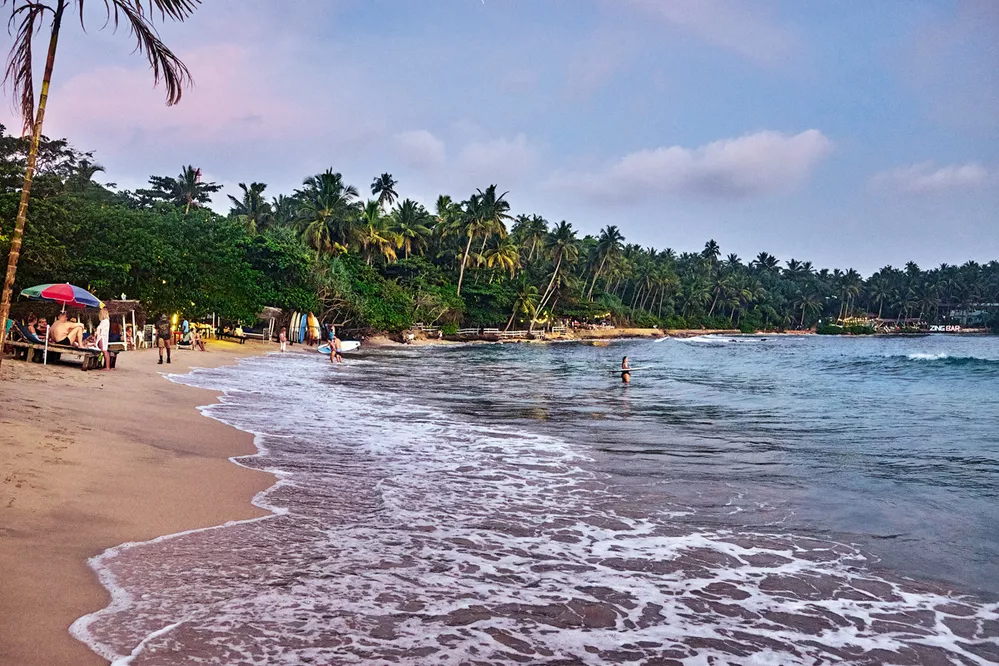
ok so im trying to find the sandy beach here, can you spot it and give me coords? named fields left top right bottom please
left=0, top=341, right=276, bottom=666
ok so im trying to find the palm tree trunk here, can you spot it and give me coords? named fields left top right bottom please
left=0, top=2, right=65, bottom=372
left=504, top=307, right=517, bottom=332
left=456, top=234, right=474, bottom=296
left=800, top=306, right=806, bottom=328
left=532, top=254, right=563, bottom=331
left=586, top=255, right=608, bottom=300
left=708, top=290, right=720, bottom=316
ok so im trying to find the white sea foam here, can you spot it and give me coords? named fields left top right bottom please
left=73, top=353, right=999, bottom=665
left=907, top=352, right=951, bottom=361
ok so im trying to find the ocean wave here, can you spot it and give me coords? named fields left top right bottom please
left=901, top=353, right=999, bottom=366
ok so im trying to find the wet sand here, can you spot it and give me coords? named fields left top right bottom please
left=0, top=340, right=277, bottom=666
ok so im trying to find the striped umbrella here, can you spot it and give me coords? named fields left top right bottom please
left=20, top=283, right=104, bottom=309
left=19, top=283, right=104, bottom=365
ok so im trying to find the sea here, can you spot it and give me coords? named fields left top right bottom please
left=72, top=334, right=999, bottom=665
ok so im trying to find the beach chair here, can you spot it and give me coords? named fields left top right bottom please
left=5, top=321, right=117, bottom=370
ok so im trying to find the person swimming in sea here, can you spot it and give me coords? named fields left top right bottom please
left=621, top=355, right=631, bottom=384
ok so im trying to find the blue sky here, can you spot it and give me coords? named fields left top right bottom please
left=5, top=0, right=997, bottom=273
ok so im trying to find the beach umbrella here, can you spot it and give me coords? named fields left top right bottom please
left=19, top=283, right=104, bottom=364
left=20, top=283, right=104, bottom=310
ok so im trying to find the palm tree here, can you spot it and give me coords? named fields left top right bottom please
left=63, top=157, right=105, bottom=193
left=586, top=225, right=624, bottom=299
left=794, top=291, right=823, bottom=328
left=227, top=182, right=272, bottom=233
left=390, top=199, right=432, bottom=260
left=295, top=169, right=362, bottom=258
left=357, top=200, right=397, bottom=265
left=138, top=165, right=221, bottom=213
left=456, top=185, right=511, bottom=296
left=370, top=172, right=398, bottom=210
left=701, top=239, right=721, bottom=263
left=0, top=0, right=198, bottom=368
left=532, top=221, right=579, bottom=329
left=505, top=282, right=538, bottom=332
left=271, top=194, right=299, bottom=227
left=483, top=236, right=520, bottom=280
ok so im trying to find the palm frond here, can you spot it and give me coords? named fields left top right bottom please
left=3, top=1, right=50, bottom=133
left=105, top=0, right=195, bottom=104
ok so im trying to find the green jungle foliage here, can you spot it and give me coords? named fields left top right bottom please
left=2, top=126, right=998, bottom=333
left=816, top=323, right=876, bottom=335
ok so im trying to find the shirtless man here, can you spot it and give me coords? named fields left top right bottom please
left=48, top=312, right=85, bottom=347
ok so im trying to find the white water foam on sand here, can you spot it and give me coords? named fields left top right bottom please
left=73, top=354, right=999, bottom=665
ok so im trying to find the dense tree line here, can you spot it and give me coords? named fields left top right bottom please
left=2, top=127, right=997, bottom=333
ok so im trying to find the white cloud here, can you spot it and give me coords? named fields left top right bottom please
left=546, top=130, right=832, bottom=203
left=870, top=161, right=995, bottom=195
left=455, top=134, right=542, bottom=189
left=395, top=130, right=446, bottom=170
left=622, top=0, right=798, bottom=65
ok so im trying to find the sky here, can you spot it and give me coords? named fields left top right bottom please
left=3, top=0, right=997, bottom=274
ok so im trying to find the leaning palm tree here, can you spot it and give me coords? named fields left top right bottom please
left=456, top=185, right=511, bottom=296
left=586, top=225, right=624, bottom=299
left=532, top=221, right=579, bottom=330
left=0, top=0, right=199, bottom=370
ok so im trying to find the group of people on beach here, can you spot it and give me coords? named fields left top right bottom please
left=25, top=309, right=113, bottom=370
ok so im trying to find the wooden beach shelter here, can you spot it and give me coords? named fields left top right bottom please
left=105, top=300, right=147, bottom=350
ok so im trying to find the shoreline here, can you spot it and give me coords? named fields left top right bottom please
left=0, top=341, right=275, bottom=666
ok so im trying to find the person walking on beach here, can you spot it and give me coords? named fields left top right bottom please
left=156, top=314, right=172, bottom=364
left=621, top=355, right=631, bottom=384
left=331, top=335, right=343, bottom=364
left=279, top=327, right=287, bottom=352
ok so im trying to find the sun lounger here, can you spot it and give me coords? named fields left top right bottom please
left=5, top=321, right=118, bottom=370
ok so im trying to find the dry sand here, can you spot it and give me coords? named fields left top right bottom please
left=0, top=340, right=276, bottom=666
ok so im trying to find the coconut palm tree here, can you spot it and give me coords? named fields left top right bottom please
left=794, top=290, right=823, bottom=328
left=0, top=0, right=198, bottom=368
left=505, top=282, right=538, bottom=332
left=357, top=199, right=397, bottom=265
left=390, top=198, right=432, bottom=260
left=227, top=181, right=272, bottom=233
left=370, top=172, right=398, bottom=210
left=483, top=236, right=520, bottom=280
left=271, top=194, right=299, bottom=228
left=586, top=225, right=624, bottom=299
left=138, top=165, right=220, bottom=213
left=295, top=169, right=362, bottom=258
left=456, top=185, right=511, bottom=296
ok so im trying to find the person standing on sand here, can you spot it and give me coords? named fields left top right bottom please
left=91, top=307, right=112, bottom=369
left=279, top=327, right=287, bottom=352
left=621, top=355, right=631, bottom=384
left=331, top=335, right=343, bottom=364
left=156, top=314, right=172, bottom=365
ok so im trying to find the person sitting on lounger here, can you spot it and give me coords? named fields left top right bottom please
left=26, top=313, right=39, bottom=337
left=48, top=312, right=85, bottom=347
left=36, top=316, right=48, bottom=339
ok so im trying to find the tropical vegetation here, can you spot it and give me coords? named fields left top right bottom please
left=2, top=127, right=998, bottom=336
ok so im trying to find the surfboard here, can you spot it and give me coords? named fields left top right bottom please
left=299, top=313, right=308, bottom=343
left=291, top=313, right=300, bottom=342
left=318, top=341, right=360, bottom=354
